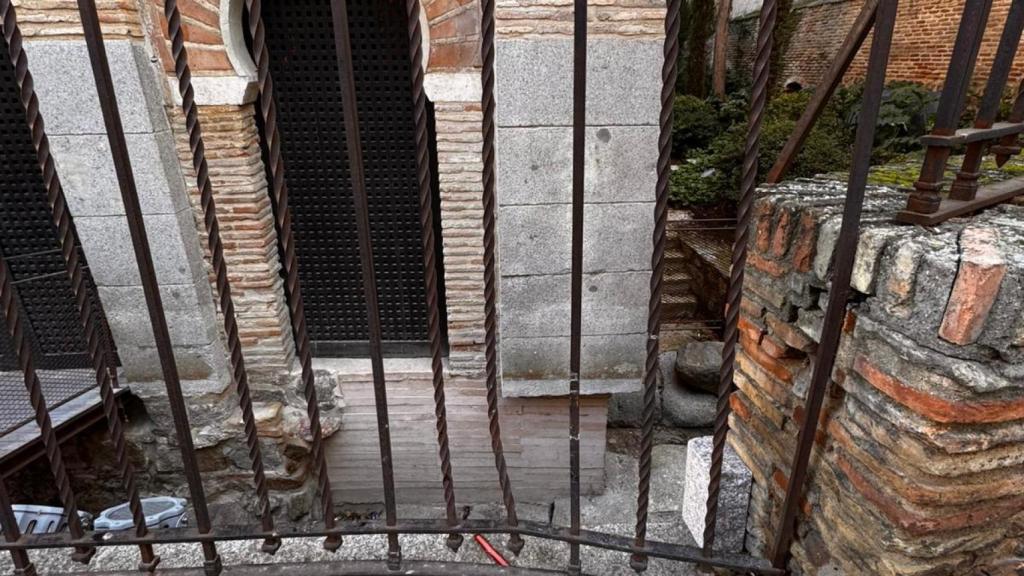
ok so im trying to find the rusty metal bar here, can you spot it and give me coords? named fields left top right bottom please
left=76, top=1, right=222, bottom=573
left=242, top=0, right=342, bottom=552
left=771, top=0, right=899, bottom=569
left=403, top=0, right=462, bottom=553
left=765, top=0, right=879, bottom=184
left=994, top=78, right=1024, bottom=165
left=327, top=0, right=401, bottom=569
left=0, top=1, right=157, bottom=568
left=480, top=0, right=524, bottom=555
left=163, top=0, right=280, bottom=556
left=0, top=253, right=92, bottom=564
left=703, top=0, right=778, bottom=557
left=949, top=0, right=1024, bottom=201
left=0, top=478, right=36, bottom=576
left=631, top=0, right=681, bottom=570
left=907, top=0, right=993, bottom=214
left=0, top=518, right=782, bottom=575
left=568, top=0, right=587, bottom=573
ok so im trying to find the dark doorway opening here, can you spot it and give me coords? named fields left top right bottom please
left=246, top=0, right=446, bottom=357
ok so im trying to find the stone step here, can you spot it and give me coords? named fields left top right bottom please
left=663, top=271, right=693, bottom=289
left=661, top=293, right=697, bottom=319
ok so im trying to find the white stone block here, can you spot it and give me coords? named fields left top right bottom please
left=683, top=435, right=752, bottom=554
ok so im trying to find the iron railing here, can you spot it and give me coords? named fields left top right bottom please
left=0, top=0, right=978, bottom=574
left=768, top=0, right=1024, bottom=225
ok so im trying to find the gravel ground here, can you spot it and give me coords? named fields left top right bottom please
left=2, top=430, right=708, bottom=575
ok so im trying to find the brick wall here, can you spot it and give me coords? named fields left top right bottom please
left=731, top=0, right=1024, bottom=90
left=168, top=104, right=296, bottom=385
left=731, top=177, right=1024, bottom=575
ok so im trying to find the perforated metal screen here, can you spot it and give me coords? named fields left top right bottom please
left=0, top=32, right=106, bottom=435
left=256, top=0, right=441, bottom=354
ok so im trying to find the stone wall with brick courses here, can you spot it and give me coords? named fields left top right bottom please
left=496, top=0, right=664, bottom=38
left=730, top=177, right=1024, bottom=575
left=730, top=0, right=1024, bottom=91
left=168, top=104, right=297, bottom=386
left=12, top=0, right=142, bottom=40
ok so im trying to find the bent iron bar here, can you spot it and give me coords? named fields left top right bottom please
left=163, top=0, right=281, bottom=555
left=242, top=0, right=342, bottom=551
left=480, top=0, right=525, bottom=554
left=568, top=0, right=586, bottom=573
left=0, top=248, right=93, bottom=565
left=0, top=0, right=158, bottom=569
left=704, top=0, right=778, bottom=557
left=631, top=0, right=681, bottom=569
left=76, top=0, right=223, bottom=573
left=403, top=0, right=462, bottom=552
left=327, top=0, right=402, bottom=569
left=0, top=518, right=782, bottom=575
left=771, top=0, right=900, bottom=568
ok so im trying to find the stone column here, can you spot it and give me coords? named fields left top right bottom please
left=22, top=14, right=229, bottom=392
left=494, top=0, right=664, bottom=397
left=730, top=178, right=1024, bottom=575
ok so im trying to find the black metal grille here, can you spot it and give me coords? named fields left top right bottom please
left=0, top=29, right=102, bottom=435
left=254, top=0, right=434, bottom=352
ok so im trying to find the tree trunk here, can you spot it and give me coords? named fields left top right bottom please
left=712, top=0, right=732, bottom=97
left=685, top=0, right=715, bottom=97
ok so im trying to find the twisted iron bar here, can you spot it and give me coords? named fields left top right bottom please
left=631, top=0, right=681, bottom=570
left=704, top=0, right=778, bottom=557
left=0, top=254, right=93, bottom=564
left=243, top=0, right=341, bottom=550
left=0, top=478, right=36, bottom=576
left=480, top=0, right=524, bottom=554
left=164, top=0, right=280, bottom=555
left=0, top=1, right=156, bottom=568
left=403, top=0, right=462, bottom=553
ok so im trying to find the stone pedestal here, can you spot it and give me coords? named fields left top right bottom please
left=682, top=435, right=752, bottom=553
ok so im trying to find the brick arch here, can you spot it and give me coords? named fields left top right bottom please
left=422, top=0, right=481, bottom=72
left=189, top=0, right=465, bottom=76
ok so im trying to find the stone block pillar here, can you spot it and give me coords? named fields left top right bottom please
left=730, top=178, right=1024, bottom=575
left=25, top=38, right=228, bottom=391
left=494, top=1, right=665, bottom=397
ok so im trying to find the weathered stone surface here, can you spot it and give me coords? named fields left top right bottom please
left=661, top=383, right=717, bottom=428
left=496, top=126, right=658, bottom=205
left=501, top=333, right=646, bottom=393
left=495, top=38, right=661, bottom=127
left=675, top=341, right=724, bottom=394
left=498, top=202, right=653, bottom=276
left=499, top=272, right=649, bottom=338
left=25, top=40, right=164, bottom=136
left=49, top=132, right=190, bottom=217
left=74, top=209, right=204, bottom=287
left=682, top=436, right=752, bottom=553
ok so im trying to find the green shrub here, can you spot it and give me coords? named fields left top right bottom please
left=837, top=81, right=938, bottom=162
left=672, top=95, right=720, bottom=159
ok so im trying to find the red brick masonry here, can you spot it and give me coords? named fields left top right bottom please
left=730, top=177, right=1024, bottom=575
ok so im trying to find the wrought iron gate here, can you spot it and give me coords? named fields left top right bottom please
left=3, top=0, right=1009, bottom=574
left=250, top=0, right=443, bottom=356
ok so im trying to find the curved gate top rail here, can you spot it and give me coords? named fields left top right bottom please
left=0, top=0, right=928, bottom=574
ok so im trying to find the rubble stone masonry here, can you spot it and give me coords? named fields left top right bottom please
left=731, top=177, right=1024, bottom=575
